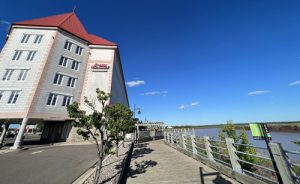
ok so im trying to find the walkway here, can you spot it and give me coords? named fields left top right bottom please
left=126, top=140, right=239, bottom=184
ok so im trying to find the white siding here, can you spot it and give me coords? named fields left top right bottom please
left=0, top=27, right=56, bottom=114
left=30, top=31, right=89, bottom=119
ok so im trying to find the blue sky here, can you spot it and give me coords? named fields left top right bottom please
left=0, top=0, right=300, bottom=125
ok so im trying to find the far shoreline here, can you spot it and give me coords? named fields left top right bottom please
left=172, top=121, right=300, bottom=132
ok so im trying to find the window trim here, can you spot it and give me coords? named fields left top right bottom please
left=71, top=60, right=80, bottom=71
left=21, top=34, right=31, bottom=43
left=62, top=96, right=72, bottom=106
left=34, top=34, right=43, bottom=44
left=64, top=41, right=73, bottom=51
left=26, top=50, right=37, bottom=61
left=53, top=73, right=64, bottom=85
left=46, top=93, right=58, bottom=106
left=58, top=56, right=68, bottom=67
left=17, top=70, right=29, bottom=81
left=12, top=50, right=23, bottom=61
left=2, top=69, right=14, bottom=81
left=7, top=91, right=20, bottom=104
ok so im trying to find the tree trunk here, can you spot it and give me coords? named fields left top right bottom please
left=116, top=140, right=119, bottom=157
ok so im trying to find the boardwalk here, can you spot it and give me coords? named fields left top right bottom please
left=126, top=140, right=239, bottom=184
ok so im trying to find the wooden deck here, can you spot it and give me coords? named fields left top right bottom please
left=126, top=140, right=239, bottom=184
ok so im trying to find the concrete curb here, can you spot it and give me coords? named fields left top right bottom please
left=113, top=142, right=134, bottom=184
left=72, top=141, right=130, bottom=184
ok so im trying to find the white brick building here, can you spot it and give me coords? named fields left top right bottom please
left=0, top=12, right=129, bottom=148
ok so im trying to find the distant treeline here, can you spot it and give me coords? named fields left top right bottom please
left=172, top=121, right=300, bottom=132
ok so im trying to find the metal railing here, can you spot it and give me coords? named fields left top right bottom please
left=164, top=129, right=299, bottom=184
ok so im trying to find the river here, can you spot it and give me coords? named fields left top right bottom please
left=194, top=128, right=300, bottom=161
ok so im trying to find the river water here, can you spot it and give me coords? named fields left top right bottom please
left=194, top=128, right=300, bottom=161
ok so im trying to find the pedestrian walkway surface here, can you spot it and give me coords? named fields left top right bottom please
left=126, top=140, right=239, bottom=184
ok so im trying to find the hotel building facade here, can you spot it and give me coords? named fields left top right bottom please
left=0, top=12, right=129, bottom=149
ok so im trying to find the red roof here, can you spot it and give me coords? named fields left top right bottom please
left=14, top=12, right=116, bottom=46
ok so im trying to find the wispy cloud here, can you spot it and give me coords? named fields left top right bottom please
left=179, top=105, right=186, bottom=110
left=126, top=80, right=145, bottom=87
left=0, top=20, right=10, bottom=25
left=141, top=90, right=168, bottom=96
left=0, top=20, right=10, bottom=31
left=248, top=90, right=270, bottom=96
left=179, top=101, right=200, bottom=110
left=289, top=80, right=300, bottom=86
left=190, top=101, right=200, bottom=106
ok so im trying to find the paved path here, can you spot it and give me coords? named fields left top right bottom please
left=0, top=144, right=97, bottom=184
left=126, top=140, right=239, bottom=184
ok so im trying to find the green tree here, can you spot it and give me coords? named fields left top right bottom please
left=67, top=88, right=111, bottom=184
left=219, top=121, right=257, bottom=171
left=106, top=103, right=134, bottom=156
left=238, top=128, right=257, bottom=170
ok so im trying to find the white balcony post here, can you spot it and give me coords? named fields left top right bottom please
left=11, top=117, right=28, bottom=149
left=0, top=121, right=10, bottom=147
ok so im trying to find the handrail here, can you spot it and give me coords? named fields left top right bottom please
left=243, top=169, right=278, bottom=184
left=233, top=143, right=269, bottom=150
left=209, top=139, right=226, bottom=143
left=210, top=150, right=230, bottom=158
left=284, top=150, right=300, bottom=155
left=213, top=157, right=231, bottom=167
left=237, top=159, right=277, bottom=173
left=234, top=150, right=272, bottom=161
left=209, top=144, right=228, bottom=150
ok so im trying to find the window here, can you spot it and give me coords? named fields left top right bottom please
left=34, top=35, right=43, bottom=44
left=18, top=70, right=29, bottom=81
left=59, top=56, right=68, bottom=67
left=21, top=34, right=30, bottom=43
left=75, top=46, right=83, bottom=55
left=2, top=69, right=14, bottom=80
left=62, top=96, right=72, bottom=106
left=67, top=77, right=76, bottom=87
left=0, top=91, right=3, bottom=101
left=12, top=50, right=23, bottom=61
left=47, top=93, right=58, bottom=106
left=26, top=51, right=36, bottom=61
left=53, top=73, right=64, bottom=85
left=7, top=91, right=20, bottom=104
left=64, top=41, right=72, bottom=51
left=71, top=60, right=80, bottom=70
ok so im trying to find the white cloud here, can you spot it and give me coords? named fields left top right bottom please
left=0, top=20, right=10, bottom=31
left=179, top=101, right=200, bottom=110
left=0, top=20, right=10, bottom=25
left=190, top=101, right=200, bottom=106
left=126, top=80, right=145, bottom=87
left=178, top=105, right=186, bottom=110
left=248, top=90, right=270, bottom=96
left=289, top=80, right=300, bottom=86
left=141, top=90, right=168, bottom=96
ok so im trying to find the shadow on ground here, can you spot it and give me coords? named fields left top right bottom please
left=199, top=167, right=232, bottom=184
left=127, top=160, right=157, bottom=178
left=131, top=143, right=154, bottom=159
left=121, top=142, right=158, bottom=183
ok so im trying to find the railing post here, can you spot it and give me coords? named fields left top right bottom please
left=225, top=138, right=242, bottom=173
left=191, top=134, right=197, bottom=155
left=269, top=143, right=295, bottom=184
left=182, top=134, right=187, bottom=150
left=170, top=130, right=174, bottom=144
left=203, top=136, right=214, bottom=161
